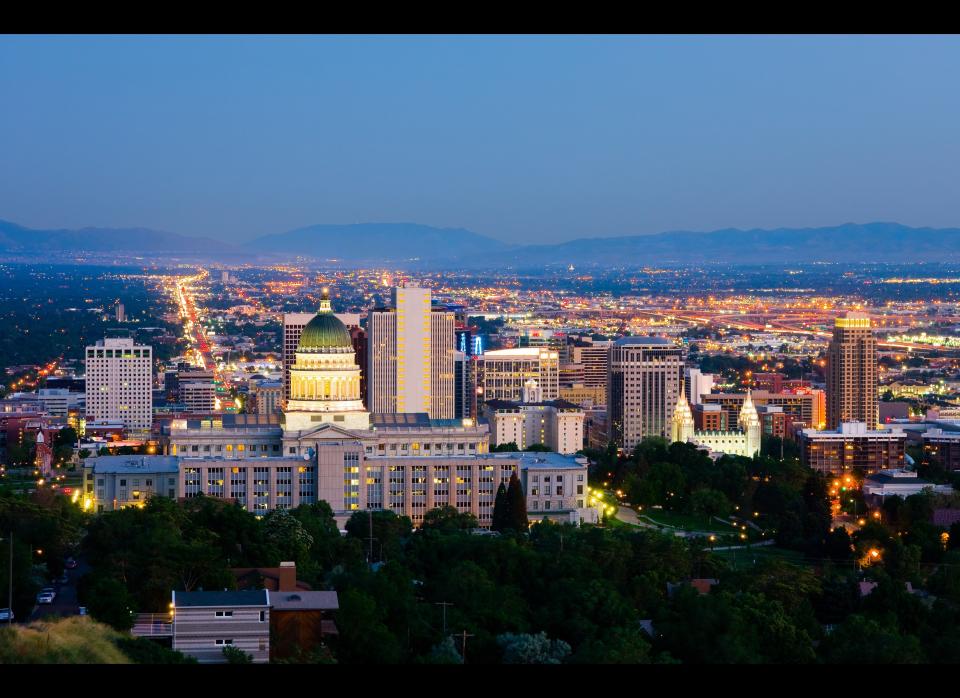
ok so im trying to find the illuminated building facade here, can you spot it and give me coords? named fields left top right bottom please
left=367, top=286, right=455, bottom=419
left=85, top=338, right=153, bottom=434
left=608, top=336, right=683, bottom=449
left=826, top=312, right=878, bottom=429
left=478, top=347, right=560, bottom=403
left=701, top=389, right=825, bottom=431
left=671, top=390, right=760, bottom=457
left=798, top=422, right=905, bottom=475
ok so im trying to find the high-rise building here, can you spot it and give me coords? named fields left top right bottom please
left=559, top=363, right=586, bottom=388
left=454, top=351, right=473, bottom=420
left=116, top=303, right=126, bottom=323
left=249, top=380, right=283, bottom=415
left=349, top=326, right=368, bottom=408
left=85, top=338, right=153, bottom=432
left=608, top=337, right=684, bottom=450
left=569, top=340, right=612, bottom=389
left=826, top=312, right=878, bottom=429
left=283, top=306, right=360, bottom=405
left=367, top=286, right=455, bottom=418
left=684, top=367, right=714, bottom=405
left=477, top=347, right=560, bottom=403
left=179, top=381, right=216, bottom=412
left=701, top=389, right=825, bottom=431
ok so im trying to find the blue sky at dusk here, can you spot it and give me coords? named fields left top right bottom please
left=1, top=34, right=958, bottom=244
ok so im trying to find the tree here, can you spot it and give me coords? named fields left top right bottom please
left=689, top=488, right=732, bottom=520
left=53, top=426, right=78, bottom=448
left=344, top=510, right=412, bottom=561
left=491, top=442, right=519, bottom=452
left=263, top=508, right=314, bottom=564
left=497, top=632, right=571, bottom=664
left=523, top=443, right=551, bottom=452
left=820, top=614, right=925, bottom=664
left=423, top=636, right=463, bottom=664
left=222, top=645, right=254, bottom=664
left=506, top=472, right=528, bottom=531
left=422, top=506, right=478, bottom=533
left=491, top=482, right=509, bottom=532
left=79, top=575, right=136, bottom=631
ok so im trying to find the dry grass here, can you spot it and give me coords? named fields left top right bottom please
left=0, top=616, right=132, bottom=664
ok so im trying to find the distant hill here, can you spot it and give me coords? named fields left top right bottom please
left=2, top=218, right=959, bottom=266
left=490, top=222, right=960, bottom=266
left=0, top=219, right=229, bottom=254
left=247, top=222, right=511, bottom=262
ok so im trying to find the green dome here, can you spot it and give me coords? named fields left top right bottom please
left=297, top=290, right=353, bottom=352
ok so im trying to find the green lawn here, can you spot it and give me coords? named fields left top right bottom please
left=639, top=508, right=740, bottom=534
left=712, top=545, right=811, bottom=570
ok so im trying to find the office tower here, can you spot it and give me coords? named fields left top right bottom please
left=684, top=367, right=714, bottom=405
left=283, top=306, right=360, bottom=404
left=221, top=270, right=230, bottom=283
left=607, top=337, right=684, bottom=450
left=454, top=351, right=472, bottom=419
left=367, top=286, right=455, bottom=418
left=116, top=303, right=126, bottom=323
left=85, top=338, right=153, bottom=432
left=349, top=326, right=367, bottom=408
left=477, top=347, right=560, bottom=403
left=568, top=340, right=612, bottom=389
left=826, top=311, right=878, bottom=429
left=179, top=381, right=216, bottom=412
left=249, top=380, right=282, bottom=415
left=559, top=363, right=586, bottom=388
left=702, top=389, right=825, bottom=431
left=456, top=326, right=483, bottom=358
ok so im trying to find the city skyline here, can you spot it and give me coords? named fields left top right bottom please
left=4, top=34, right=960, bottom=667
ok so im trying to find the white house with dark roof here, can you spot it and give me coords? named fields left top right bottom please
left=172, top=590, right=271, bottom=664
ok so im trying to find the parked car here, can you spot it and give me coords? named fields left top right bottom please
left=0, top=607, right=13, bottom=621
left=36, top=592, right=55, bottom=604
left=41, top=587, right=56, bottom=600
left=78, top=607, right=87, bottom=616
left=64, top=558, right=77, bottom=569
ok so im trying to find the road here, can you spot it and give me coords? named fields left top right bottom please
left=173, top=269, right=239, bottom=410
left=28, top=559, right=88, bottom=622
left=614, top=504, right=653, bottom=528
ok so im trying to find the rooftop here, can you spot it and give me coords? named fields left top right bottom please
left=86, top=455, right=180, bottom=474
left=481, top=347, right=555, bottom=357
left=173, top=590, right=269, bottom=608
left=270, top=591, right=339, bottom=611
left=614, top=336, right=676, bottom=346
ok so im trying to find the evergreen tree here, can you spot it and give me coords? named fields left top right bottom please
left=506, top=471, right=528, bottom=531
left=492, top=482, right=509, bottom=532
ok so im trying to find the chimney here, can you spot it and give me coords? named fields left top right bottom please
left=278, top=561, right=296, bottom=591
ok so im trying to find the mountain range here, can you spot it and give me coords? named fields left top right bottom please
left=2, top=218, right=959, bottom=266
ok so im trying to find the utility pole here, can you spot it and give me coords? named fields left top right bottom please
left=3, top=531, right=11, bottom=625
left=434, top=601, right=453, bottom=636
left=367, top=510, right=374, bottom=563
left=456, top=630, right=474, bottom=664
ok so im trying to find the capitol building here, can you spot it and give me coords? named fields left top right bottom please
left=86, top=291, right=590, bottom=527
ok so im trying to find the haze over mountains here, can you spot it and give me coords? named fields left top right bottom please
left=2, top=218, right=959, bottom=266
